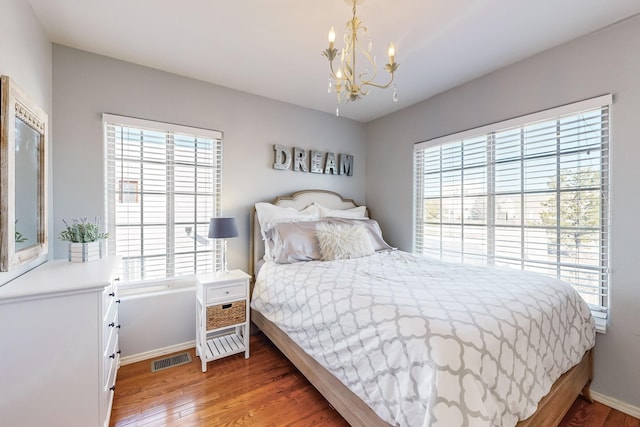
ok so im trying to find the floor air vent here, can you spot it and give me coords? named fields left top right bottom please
left=151, top=352, right=192, bottom=372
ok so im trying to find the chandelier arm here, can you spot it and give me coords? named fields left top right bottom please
left=355, top=39, right=378, bottom=85
left=361, top=80, right=393, bottom=90
left=361, top=67, right=397, bottom=89
left=328, top=60, right=340, bottom=80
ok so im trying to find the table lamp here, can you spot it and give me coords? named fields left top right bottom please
left=208, top=217, right=238, bottom=274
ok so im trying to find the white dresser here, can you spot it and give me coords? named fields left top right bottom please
left=0, top=256, right=121, bottom=427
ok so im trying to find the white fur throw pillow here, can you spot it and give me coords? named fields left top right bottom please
left=315, top=223, right=375, bottom=261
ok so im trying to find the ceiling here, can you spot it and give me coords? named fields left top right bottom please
left=27, top=0, right=640, bottom=123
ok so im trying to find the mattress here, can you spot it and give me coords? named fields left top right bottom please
left=250, top=250, right=596, bottom=427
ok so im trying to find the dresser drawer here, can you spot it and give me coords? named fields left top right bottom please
left=205, top=283, right=246, bottom=304
left=104, top=312, right=118, bottom=354
left=104, top=350, right=119, bottom=391
left=102, top=301, right=120, bottom=348
left=103, top=317, right=119, bottom=386
left=102, top=285, right=118, bottom=315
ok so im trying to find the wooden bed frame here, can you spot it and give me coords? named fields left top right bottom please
left=249, top=189, right=594, bottom=427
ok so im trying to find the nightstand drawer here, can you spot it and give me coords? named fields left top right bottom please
left=206, top=300, right=246, bottom=330
left=206, top=283, right=246, bottom=304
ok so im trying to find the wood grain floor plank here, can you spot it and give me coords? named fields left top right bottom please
left=111, top=333, right=637, bottom=427
left=604, top=409, right=640, bottom=427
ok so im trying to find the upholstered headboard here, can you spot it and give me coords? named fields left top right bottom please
left=249, top=190, right=360, bottom=279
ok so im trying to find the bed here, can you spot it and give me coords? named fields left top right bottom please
left=249, top=189, right=596, bottom=427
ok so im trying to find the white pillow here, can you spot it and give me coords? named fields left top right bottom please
left=315, top=223, right=375, bottom=261
left=255, top=202, right=321, bottom=259
left=255, top=202, right=320, bottom=233
left=317, top=203, right=368, bottom=219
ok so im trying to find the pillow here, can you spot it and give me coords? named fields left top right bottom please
left=266, top=220, right=324, bottom=263
left=317, top=203, right=368, bottom=219
left=315, top=223, right=375, bottom=261
left=326, top=217, right=394, bottom=252
left=255, top=202, right=320, bottom=259
left=255, top=202, right=320, bottom=234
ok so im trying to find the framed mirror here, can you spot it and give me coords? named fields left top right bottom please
left=0, top=75, right=48, bottom=271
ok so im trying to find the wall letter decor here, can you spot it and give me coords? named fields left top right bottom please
left=273, top=144, right=291, bottom=170
left=293, top=147, right=308, bottom=172
left=272, top=144, right=353, bottom=177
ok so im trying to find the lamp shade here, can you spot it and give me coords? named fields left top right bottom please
left=208, top=217, right=238, bottom=239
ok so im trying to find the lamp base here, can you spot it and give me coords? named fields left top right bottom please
left=217, top=239, right=230, bottom=275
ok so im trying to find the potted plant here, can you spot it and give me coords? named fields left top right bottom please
left=59, top=217, right=109, bottom=262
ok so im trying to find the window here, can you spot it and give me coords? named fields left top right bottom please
left=414, top=95, right=611, bottom=332
left=104, top=114, right=223, bottom=284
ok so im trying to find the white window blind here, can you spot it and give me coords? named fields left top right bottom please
left=104, top=114, right=223, bottom=284
left=414, top=95, right=611, bottom=332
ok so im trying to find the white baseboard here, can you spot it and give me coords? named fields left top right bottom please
left=120, top=340, right=195, bottom=365
left=592, top=390, right=640, bottom=419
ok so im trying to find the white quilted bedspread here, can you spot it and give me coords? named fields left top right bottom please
left=251, top=251, right=596, bottom=427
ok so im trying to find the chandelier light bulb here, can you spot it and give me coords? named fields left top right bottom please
left=328, top=27, right=336, bottom=47
left=388, top=43, right=396, bottom=64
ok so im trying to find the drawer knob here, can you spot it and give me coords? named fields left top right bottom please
left=116, top=299, right=121, bottom=304
left=109, top=322, right=115, bottom=327
left=109, top=353, right=116, bottom=359
left=110, top=385, right=116, bottom=392
left=116, top=324, right=121, bottom=329
left=114, top=277, right=121, bottom=282
left=109, top=292, right=115, bottom=297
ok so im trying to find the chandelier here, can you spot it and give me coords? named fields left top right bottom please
left=322, top=0, right=399, bottom=116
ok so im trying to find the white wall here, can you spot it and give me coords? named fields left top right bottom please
left=0, top=0, right=52, bottom=286
left=365, top=15, right=640, bottom=410
left=118, top=286, right=197, bottom=359
left=51, top=45, right=366, bottom=357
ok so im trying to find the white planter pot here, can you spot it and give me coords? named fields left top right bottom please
left=68, top=241, right=103, bottom=262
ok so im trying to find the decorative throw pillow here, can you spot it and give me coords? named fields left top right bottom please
left=326, top=217, right=395, bottom=252
left=315, top=223, right=375, bottom=261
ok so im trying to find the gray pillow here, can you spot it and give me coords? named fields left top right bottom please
left=265, top=220, right=325, bottom=264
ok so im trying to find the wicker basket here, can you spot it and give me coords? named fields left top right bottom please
left=207, top=300, right=246, bottom=330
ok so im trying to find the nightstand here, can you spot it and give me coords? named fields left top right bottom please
left=195, top=269, right=251, bottom=372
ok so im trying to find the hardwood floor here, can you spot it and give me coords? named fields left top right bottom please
left=111, top=333, right=638, bottom=427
